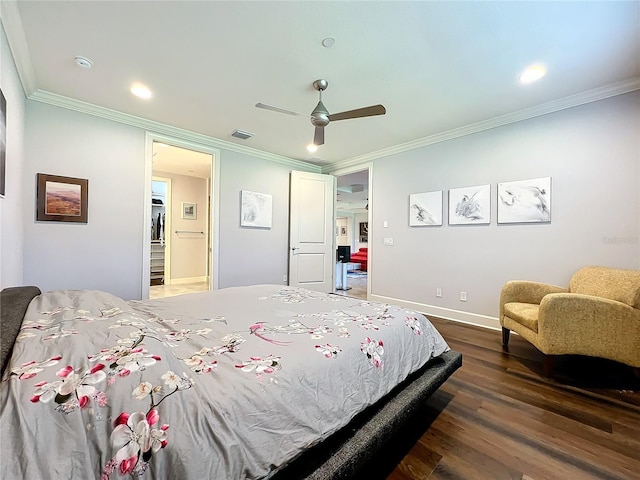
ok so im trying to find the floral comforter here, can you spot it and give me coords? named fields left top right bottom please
left=0, top=285, right=449, bottom=479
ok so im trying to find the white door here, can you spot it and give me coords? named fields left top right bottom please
left=289, top=170, right=335, bottom=293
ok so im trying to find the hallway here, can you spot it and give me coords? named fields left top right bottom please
left=333, top=272, right=367, bottom=300
left=150, top=281, right=209, bottom=299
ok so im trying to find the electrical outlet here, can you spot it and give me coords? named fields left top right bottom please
left=460, top=291, right=467, bottom=302
left=436, top=288, right=442, bottom=298
left=383, top=237, right=394, bottom=246
left=283, top=274, right=288, bottom=282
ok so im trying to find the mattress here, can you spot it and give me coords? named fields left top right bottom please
left=1, top=285, right=450, bottom=479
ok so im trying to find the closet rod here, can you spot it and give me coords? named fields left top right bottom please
left=175, top=230, right=204, bottom=234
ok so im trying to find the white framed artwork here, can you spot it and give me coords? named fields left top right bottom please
left=448, top=184, right=490, bottom=225
left=241, top=190, right=273, bottom=228
left=498, top=177, right=551, bottom=224
left=409, top=191, right=443, bottom=226
left=181, top=202, right=196, bottom=220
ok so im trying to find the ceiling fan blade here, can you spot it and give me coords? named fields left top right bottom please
left=314, top=126, right=325, bottom=146
left=255, top=103, right=306, bottom=117
left=328, top=104, right=386, bottom=122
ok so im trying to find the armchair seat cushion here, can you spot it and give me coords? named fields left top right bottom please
left=503, top=302, right=539, bottom=332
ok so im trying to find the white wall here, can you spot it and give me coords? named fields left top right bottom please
left=21, top=102, right=299, bottom=298
left=217, top=151, right=291, bottom=288
left=336, top=217, right=349, bottom=246
left=9, top=39, right=639, bottom=323
left=369, top=92, right=640, bottom=326
left=0, top=21, right=26, bottom=289
left=156, top=171, right=209, bottom=281
left=23, top=102, right=146, bottom=299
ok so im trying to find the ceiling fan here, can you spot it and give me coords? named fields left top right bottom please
left=256, top=79, right=386, bottom=147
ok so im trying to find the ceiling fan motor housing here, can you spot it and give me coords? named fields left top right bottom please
left=311, top=113, right=329, bottom=127
left=311, top=100, right=330, bottom=126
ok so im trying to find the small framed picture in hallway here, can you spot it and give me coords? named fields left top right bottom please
left=182, top=202, right=197, bottom=219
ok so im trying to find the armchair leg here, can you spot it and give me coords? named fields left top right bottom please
left=501, top=327, right=510, bottom=348
left=542, top=354, right=555, bottom=378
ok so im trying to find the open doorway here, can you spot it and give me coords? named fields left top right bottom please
left=149, top=142, right=213, bottom=299
left=335, top=169, right=369, bottom=300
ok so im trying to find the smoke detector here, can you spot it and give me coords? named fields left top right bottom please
left=74, top=56, right=93, bottom=68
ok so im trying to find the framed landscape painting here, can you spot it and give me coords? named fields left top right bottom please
left=36, top=173, right=88, bottom=223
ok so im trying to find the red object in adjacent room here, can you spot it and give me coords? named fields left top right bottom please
left=350, top=247, right=368, bottom=271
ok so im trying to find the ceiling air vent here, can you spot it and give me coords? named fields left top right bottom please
left=231, top=129, right=254, bottom=140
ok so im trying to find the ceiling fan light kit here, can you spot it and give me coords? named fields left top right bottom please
left=256, top=79, right=386, bottom=148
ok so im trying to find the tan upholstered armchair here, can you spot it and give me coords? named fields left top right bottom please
left=500, top=265, right=640, bottom=377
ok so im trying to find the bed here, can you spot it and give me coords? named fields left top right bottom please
left=0, top=284, right=461, bottom=479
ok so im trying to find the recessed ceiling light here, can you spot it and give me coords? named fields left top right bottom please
left=74, top=56, right=93, bottom=69
left=519, top=65, right=546, bottom=84
left=307, top=144, right=318, bottom=153
left=131, top=83, right=152, bottom=99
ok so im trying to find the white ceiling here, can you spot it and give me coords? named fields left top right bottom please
left=336, top=170, right=368, bottom=213
left=3, top=1, right=639, bottom=168
left=152, top=143, right=212, bottom=179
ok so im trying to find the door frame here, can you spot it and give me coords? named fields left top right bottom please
left=326, top=162, right=372, bottom=299
left=141, top=132, right=221, bottom=299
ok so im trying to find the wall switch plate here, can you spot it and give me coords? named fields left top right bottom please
left=283, top=274, right=288, bottom=282
left=383, top=237, right=394, bottom=246
left=460, top=291, right=467, bottom=301
left=383, top=221, right=388, bottom=228
left=436, top=288, right=442, bottom=298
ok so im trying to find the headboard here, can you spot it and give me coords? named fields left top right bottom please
left=1, top=286, right=41, bottom=375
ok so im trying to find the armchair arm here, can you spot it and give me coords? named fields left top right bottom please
left=537, top=293, right=640, bottom=365
left=500, top=281, right=567, bottom=319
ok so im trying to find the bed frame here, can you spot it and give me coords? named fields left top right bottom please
left=0, top=286, right=462, bottom=479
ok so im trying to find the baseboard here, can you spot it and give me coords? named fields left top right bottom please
left=368, top=293, right=500, bottom=331
left=170, top=276, right=208, bottom=285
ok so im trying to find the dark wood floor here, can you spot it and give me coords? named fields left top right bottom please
left=357, top=316, right=640, bottom=480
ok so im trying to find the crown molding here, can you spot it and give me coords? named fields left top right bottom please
left=29, top=90, right=321, bottom=173
left=0, top=0, right=37, bottom=95
left=321, top=77, right=640, bottom=174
